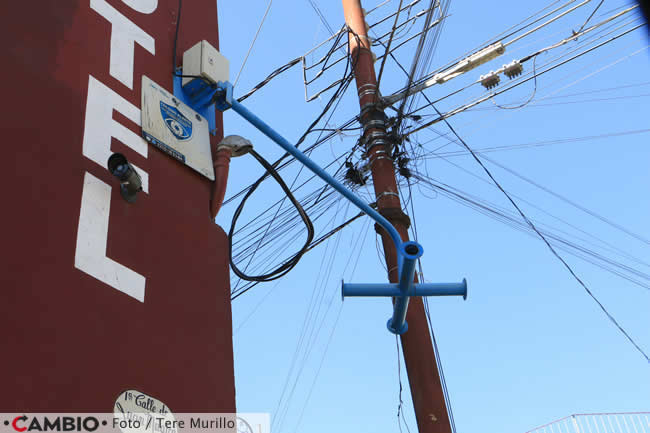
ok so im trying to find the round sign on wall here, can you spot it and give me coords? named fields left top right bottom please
left=113, top=390, right=176, bottom=433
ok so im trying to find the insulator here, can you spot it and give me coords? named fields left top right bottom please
left=503, top=60, right=523, bottom=79
left=480, top=71, right=500, bottom=90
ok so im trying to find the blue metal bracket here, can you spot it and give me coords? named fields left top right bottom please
left=172, top=69, right=219, bottom=136
left=213, top=81, right=467, bottom=334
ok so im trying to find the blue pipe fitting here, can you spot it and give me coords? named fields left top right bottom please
left=213, top=81, right=234, bottom=112
left=388, top=242, right=423, bottom=334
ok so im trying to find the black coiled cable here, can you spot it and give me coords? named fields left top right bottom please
left=229, top=149, right=315, bottom=282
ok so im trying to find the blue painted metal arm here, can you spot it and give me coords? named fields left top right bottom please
left=212, top=80, right=466, bottom=335
left=215, top=82, right=404, bottom=253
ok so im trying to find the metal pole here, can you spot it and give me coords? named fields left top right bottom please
left=341, top=1, right=454, bottom=432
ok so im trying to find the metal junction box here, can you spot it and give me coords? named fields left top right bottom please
left=182, top=40, right=230, bottom=87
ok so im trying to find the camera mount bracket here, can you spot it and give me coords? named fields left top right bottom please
left=213, top=81, right=467, bottom=334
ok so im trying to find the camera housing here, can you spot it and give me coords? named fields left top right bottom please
left=107, top=153, right=143, bottom=203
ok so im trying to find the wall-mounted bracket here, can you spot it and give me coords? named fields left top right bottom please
left=213, top=81, right=234, bottom=112
left=212, top=81, right=467, bottom=334
left=172, top=69, right=219, bottom=136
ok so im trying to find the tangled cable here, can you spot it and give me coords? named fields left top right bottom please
left=229, top=149, right=315, bottom=282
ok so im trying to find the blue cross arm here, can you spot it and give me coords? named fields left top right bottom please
left=342, top=279, right=467, bottom=335
left=341, top=280, right=468, bottom=299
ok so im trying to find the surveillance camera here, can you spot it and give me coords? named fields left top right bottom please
left=107, top=153, right=142, bottom=203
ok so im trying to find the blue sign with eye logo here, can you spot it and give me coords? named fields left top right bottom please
left=160, top=101, right=193, bottom=141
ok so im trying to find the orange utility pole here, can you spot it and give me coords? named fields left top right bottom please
left=341, top=1, right=453, bottom=432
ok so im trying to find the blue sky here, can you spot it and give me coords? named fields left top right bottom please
left=216, top=1, right=649, bottom=432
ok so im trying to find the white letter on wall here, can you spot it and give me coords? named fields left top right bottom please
left=90, top=0, right=155, bottom=89
left=75, top=172, right=146, bottom=302
left=77, top=75, right=150, bottom=302
left=83, top=75, right=149, bottom=192
left=120, top=0, right=157, bottom=14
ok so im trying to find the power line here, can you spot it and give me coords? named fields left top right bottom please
left=229, top=149, right=314, bottom=282
left=576, top=0, right=605, bottom=35
left=427, top=102, right=650, bottom=362
left=392, top=7, right=643, bottom=122
left=404, top=22, right=645, bottom=136
left=407, top=32, right=649, bottom=162
left=403, top=179, right=458, bottom=433
left=481, top=154, right=650, bottom=247
left=419, top=149, right=650, bottom=273
left=396, top=337, right=414, bottom=433
left=411, top=172, right=650, bottom=290
left=233, top=0, right=273, bottom=88
left=419, top=128, right=650, bottom=159
left=377, top=0, right=405, bottom=90
left=229, top=29, right=359, bottom=289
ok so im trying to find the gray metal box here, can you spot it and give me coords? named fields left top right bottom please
left=182, top=40, right=230, bottom=87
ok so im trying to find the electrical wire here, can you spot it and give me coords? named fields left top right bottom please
left=273, top=202, right=355, bottom=432
left=576, top=0, right=606, bottom=34
left=222, top=117, right=359, bottom=207
left=229, top=149, right=314, bottom=282
left=481, top=154, right=650, bottom=246
left=492, top=56, right=538, bottom=109
left=419, top=148, right=650, bottom=273
left=377, top=0, right=405, bottom=90
left=237, top=57, right=302, bottom=102
left=395, top=12, right=637, bottom=120
left=228, top=2, right=645, bottom=299
left=229, top=181, right=334, bottom=290
left=411, top=171, right=650, bottom=290
left=402, top=0, right=449, bottom=126
left=404, top=22, right=645, bottom=136
left=172, top=0, right=210, bottom=81
left=403, top=178, right=458, bottom=433
left=290, top=219, right=371, bottom=433
left=227, top=27, right=360, bottom=290
left=467, top=92, right=650, bottom=111
left=233, top=0, right=273, bottom=88
left=229, top=167, right=350, bottom=275
left=231, top=208, right=366, bottom=300
left=406, top=23, right=648, bottom=154
left=382, top=0, right=578, bottom=105
left=420, top=127, right=650, bottom=161
left=229, top=183, right=336, bottom=289
left=230, top=191, right=342, bottom=297
left=383, top=0, right=630, bottom=109
left=426, top=103, right=650, bottom=362
left=394, top=0, right=440, bottom=132
left=396, top=337, right=414, bottom=433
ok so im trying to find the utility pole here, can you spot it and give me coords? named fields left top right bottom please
left=341, top=1, right=453, bottom=432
